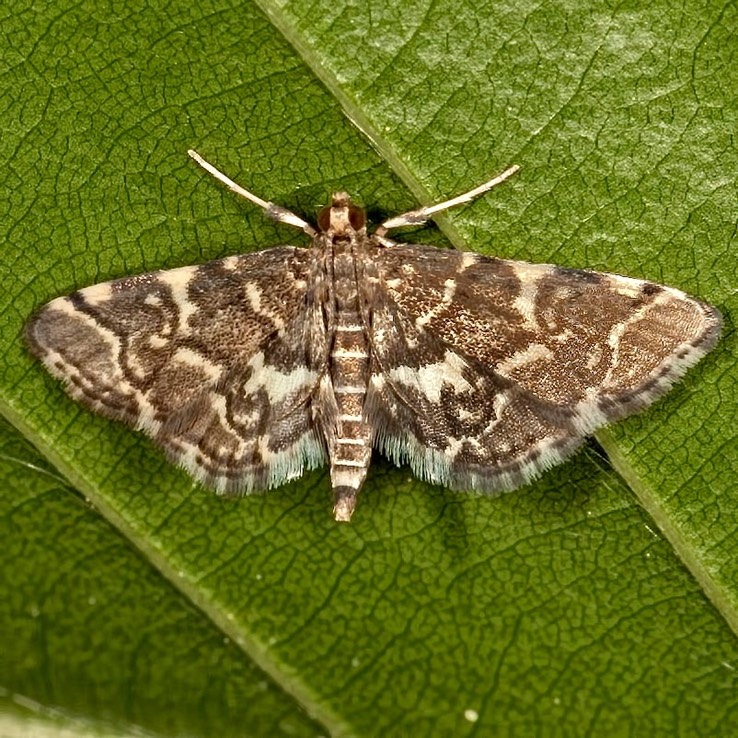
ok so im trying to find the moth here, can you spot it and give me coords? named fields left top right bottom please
left=26, top=151, right=722, bottom=521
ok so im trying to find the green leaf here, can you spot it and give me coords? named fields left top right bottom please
left=2, top=0, right=736, bottom=736
left=0, top=416, right=324, bottom=737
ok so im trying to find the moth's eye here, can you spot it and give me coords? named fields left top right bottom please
left=317, top=207, right=331, bottom=232
left=349, top=205, right=366, bottom=230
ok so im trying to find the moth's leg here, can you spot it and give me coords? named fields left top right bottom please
left=376, top=164, right=519, bottom=237
left=188, top=149, right=317, bottom=236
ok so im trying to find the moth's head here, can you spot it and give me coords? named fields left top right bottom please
left=317, top=192, right=367, bottom=235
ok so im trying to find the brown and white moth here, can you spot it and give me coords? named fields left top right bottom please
left=26, top=151, right=722, bottom=521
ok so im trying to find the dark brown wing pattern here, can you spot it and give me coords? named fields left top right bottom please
left=26, top=247, right=327, bottom=491
left=366, top=243, right=721, bottom=491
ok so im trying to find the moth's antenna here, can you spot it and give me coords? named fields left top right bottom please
left=188, top=150, right=316, bottom=236
left=376, top=164, right=520, bottom=236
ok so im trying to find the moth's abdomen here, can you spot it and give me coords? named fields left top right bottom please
left=328, top=300, right=372, bottom=521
